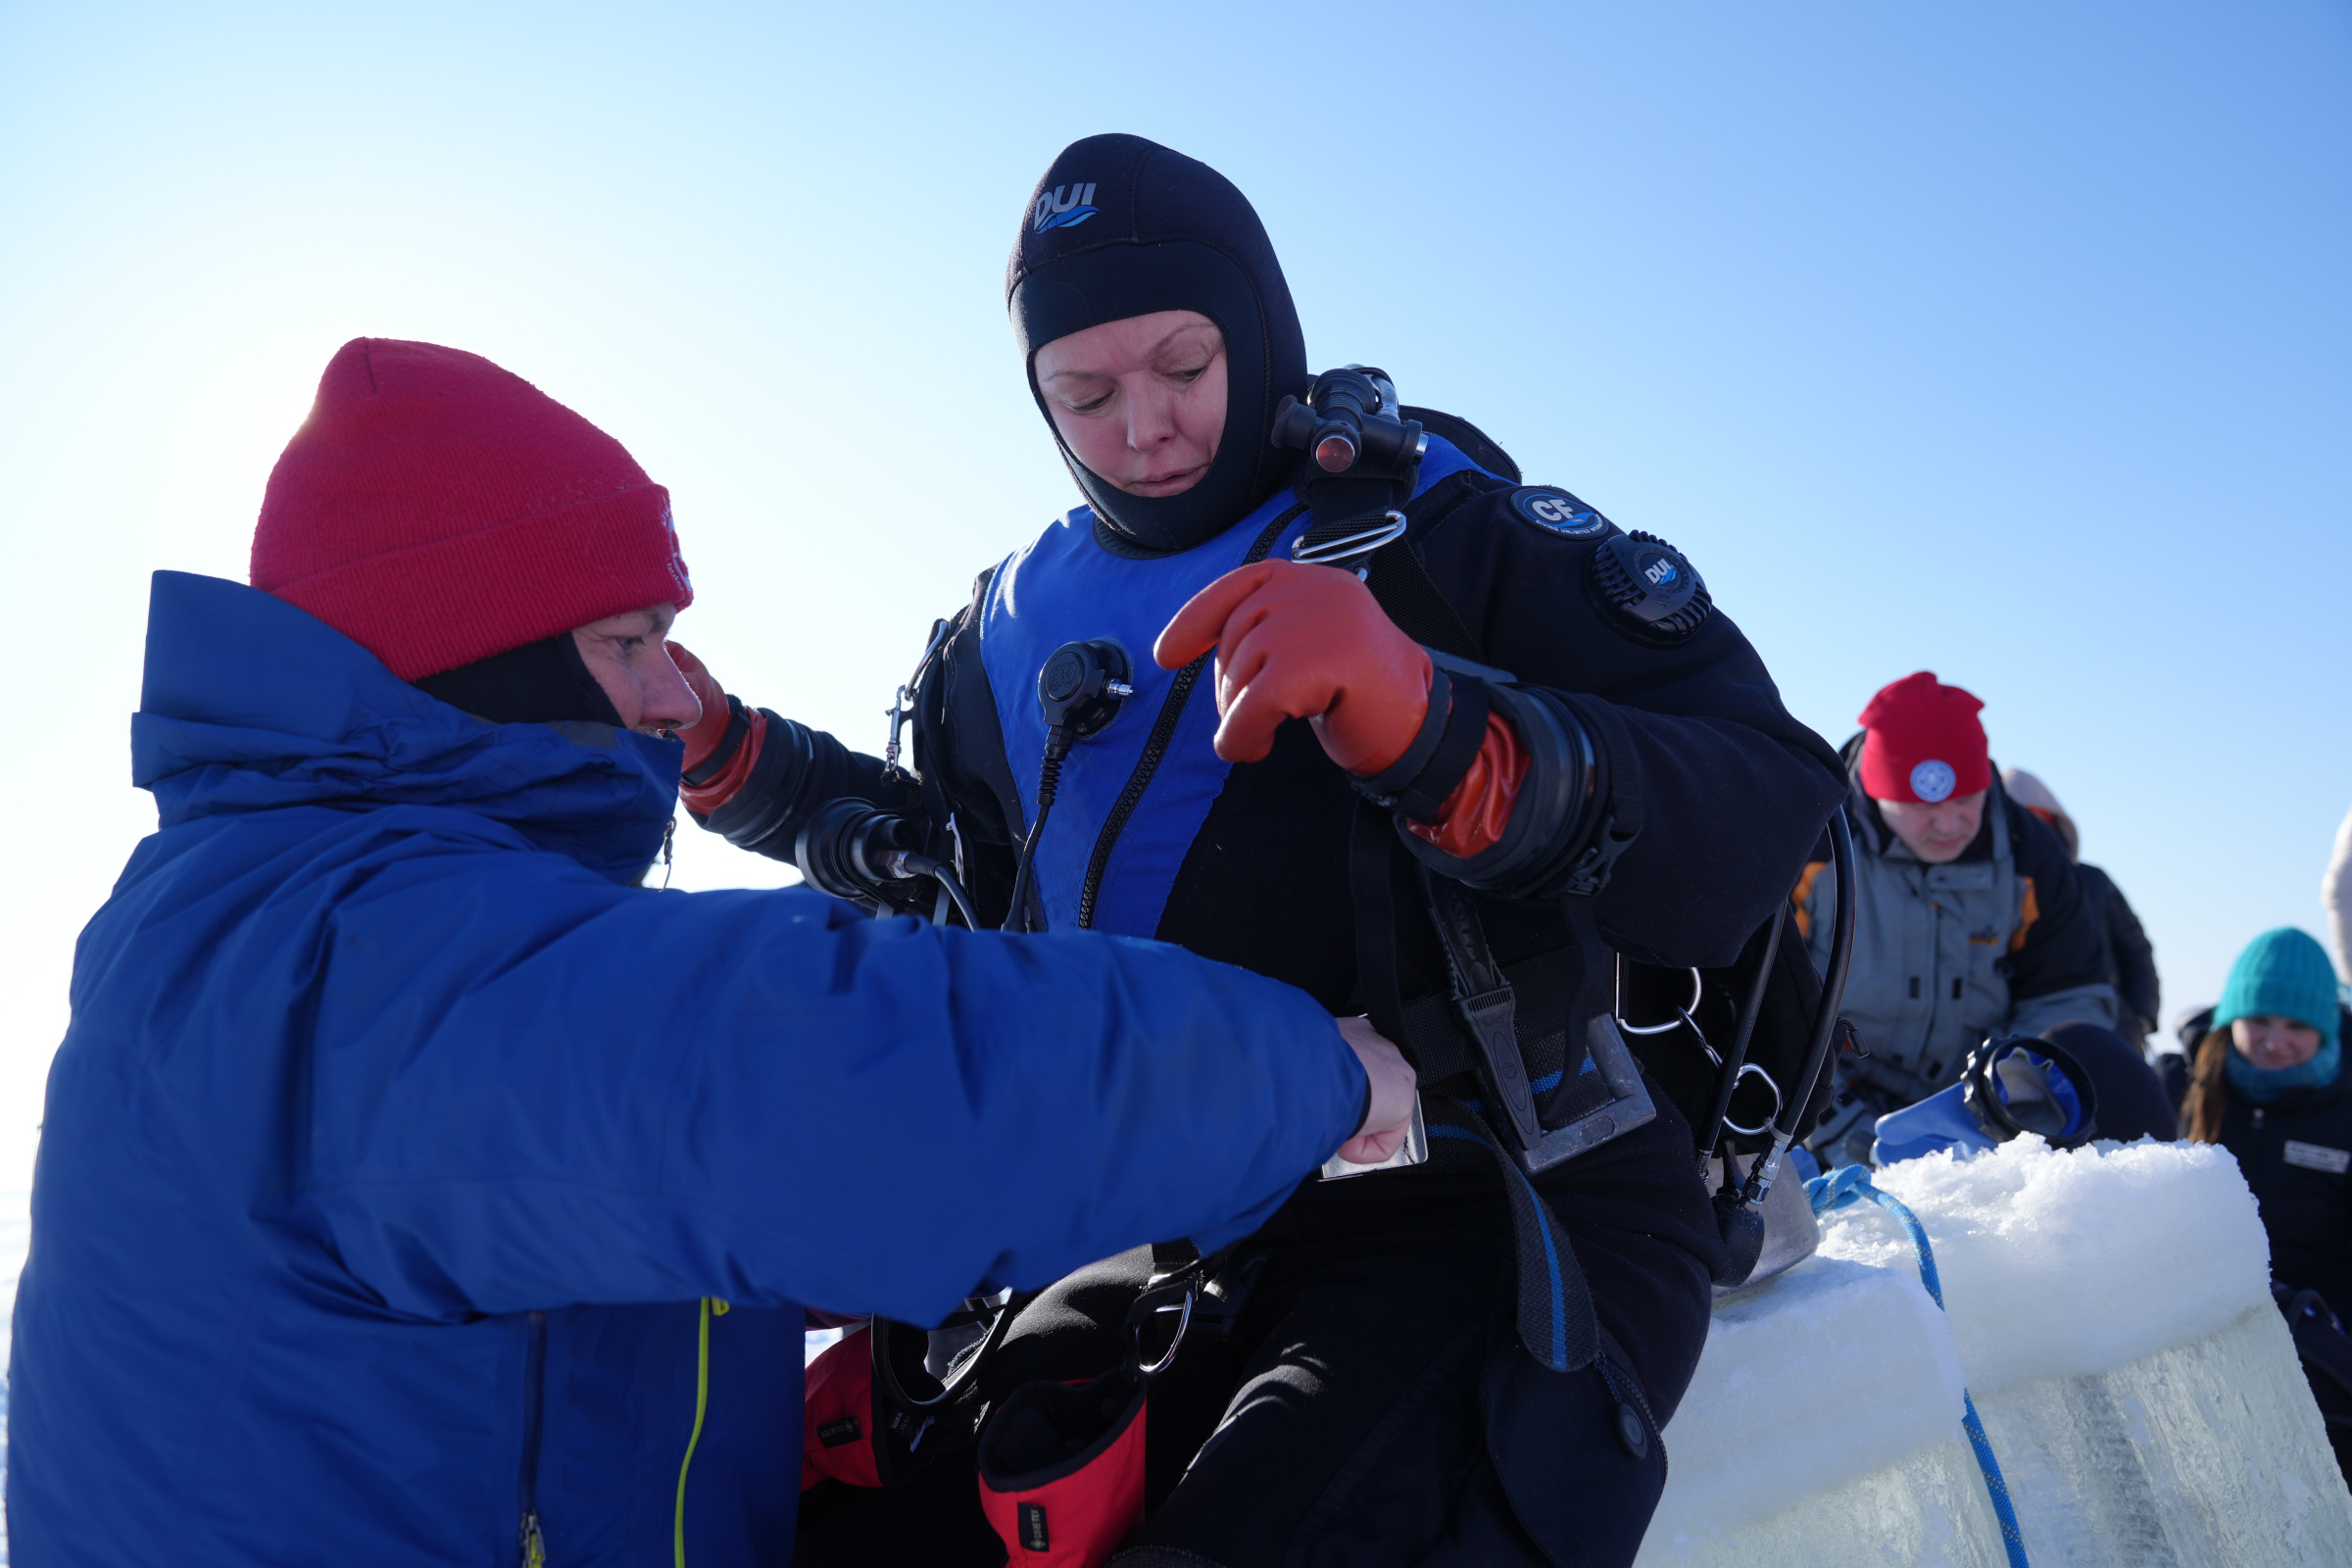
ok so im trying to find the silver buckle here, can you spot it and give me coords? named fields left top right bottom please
left=1518, top=1015, right=1658, bottom=1174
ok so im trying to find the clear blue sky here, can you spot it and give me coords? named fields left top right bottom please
left=1, top=1, right=2346, bottom=1184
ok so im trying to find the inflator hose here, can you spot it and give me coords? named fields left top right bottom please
left=1743, top=805, right=1856, bottom=1204
left=1697, top=903, right=1787, bottom=1168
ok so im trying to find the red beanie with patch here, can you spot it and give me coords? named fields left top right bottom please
left=250, top=338, right=693, bottom=682
left=1856, top=671, right=1990, bottom=805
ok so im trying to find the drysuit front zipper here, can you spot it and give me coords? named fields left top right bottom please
left=518, top=1310, right=548, bottom=1568
left=1075, top=504, right=1304, bottom=929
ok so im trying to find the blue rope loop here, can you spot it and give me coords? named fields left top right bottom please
left=1808, top=1166, right=2031, bottom=1568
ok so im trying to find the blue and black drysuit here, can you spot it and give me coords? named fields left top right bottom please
left=702, top=136, right=1850, bottom=1568
left=5, top=570, right=1370, bottom=1567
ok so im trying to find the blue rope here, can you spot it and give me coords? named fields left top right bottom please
left=1808, top=1165, right=2030, bottom=1568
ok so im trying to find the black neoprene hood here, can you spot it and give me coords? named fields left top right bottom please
left=1007, top=134, right=1308, bottom=554
left=415, top=631, right=626, bottom=728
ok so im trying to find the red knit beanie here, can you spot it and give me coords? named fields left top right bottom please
left=1856, top=671, right=1990, bottom=805
left=251, top=338, right=693, bottom=682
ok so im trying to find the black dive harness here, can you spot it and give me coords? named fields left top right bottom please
left=1283, top=367, right=1859, bottom=1323
left=1272, top=368, right=1643, bottom=1372
left=803, top=365, right=1859, bottom=1468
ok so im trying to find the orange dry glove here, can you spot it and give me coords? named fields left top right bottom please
left=666, top=643, right=769, bottom=813
left=1154, top=560, right=1532, bottom=860
left=1153, top=560, right=1434, bottom=774
left=1406, top=714, right=1530, bottom=859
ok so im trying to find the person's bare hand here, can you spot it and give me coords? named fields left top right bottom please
left=1335, top=1015, right=1416, bottom=1165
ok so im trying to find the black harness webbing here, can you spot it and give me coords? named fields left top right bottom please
left=1362, top=540, right=1484, bottom=663
left=1334, top=524, right=1614, bottom=1377
left=1422, top=1103, right=1598, bottom=1374
left=1349, top=799, right=1415, bottom=1054
left=1423, top=869, right=1543, bottom=1150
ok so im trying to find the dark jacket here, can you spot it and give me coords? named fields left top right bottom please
left=7, top=572, right=1368, bottom=1567
left=2078, top=861, right=2160, bottom=1041
left=699, top=421, right=1847, bottom=1400
left=2180, top=1005, right=2352, bottom=1312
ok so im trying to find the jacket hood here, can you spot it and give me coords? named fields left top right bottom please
left=131, top=571, right=679, bottom=883
left=2001, top=766, right=2080, bottom=860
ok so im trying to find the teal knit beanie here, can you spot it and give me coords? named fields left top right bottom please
left=2213, top=927, right=2341, bottom=1045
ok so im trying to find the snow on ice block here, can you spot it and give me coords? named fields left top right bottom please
left=1825, top=1135, right=2272, bottom=1392
left=1635, top=1254, right=1981, bottom=1563
left=1636, top=1137, right=2352, bottom=1567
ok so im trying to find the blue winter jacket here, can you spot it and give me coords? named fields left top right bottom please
left=6, top=572, right=1364, bottom=1566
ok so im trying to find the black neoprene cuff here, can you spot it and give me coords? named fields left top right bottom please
left=698, top=709, right=816, bottom=858
left=1349, top=664, right=1493, bottom=824
left=1396, top=684, right=1609, bottom=897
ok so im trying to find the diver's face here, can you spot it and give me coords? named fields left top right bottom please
left=1034, top=310, right=1227, bottom=499
left=1876, top=790, right=1986, bottom=864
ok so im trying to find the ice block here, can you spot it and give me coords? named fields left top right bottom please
left=1635, top=1138, right=2352, bottom=1566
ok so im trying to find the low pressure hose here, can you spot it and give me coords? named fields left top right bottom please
left=1699, top=902, right=1788, bottom=1172
left=1000, top=639, right=1135, bottom=933
left=1744, top=806, right=1857, bottom=1206
left=1001, top=743, right=1066, bottom=933
left=885, top=851, right=979, bottom=930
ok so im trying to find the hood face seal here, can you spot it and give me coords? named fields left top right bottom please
left=1007, top=135, right=1306, bottom=556
left=414, top=631, right=627, bottom=728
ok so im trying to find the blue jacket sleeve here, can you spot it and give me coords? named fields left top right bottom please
left=296, top=840, right=1362, bottom=1326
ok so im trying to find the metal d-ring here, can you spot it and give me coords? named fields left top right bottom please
left=1616, top=966, right=1705, bottom=1040
left=1723, top=1063, right=1784, bottom=1138
left=874, top=1290, right=1017, bottom=1410
left=1290, top=512, right=1408, bottom=575
left=1135, top=1282, right=1197, bottom=1379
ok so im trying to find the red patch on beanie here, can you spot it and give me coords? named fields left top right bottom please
left=250, top=338, right=693, bottom=682
left=1856, top=671, right=1990, bottom=805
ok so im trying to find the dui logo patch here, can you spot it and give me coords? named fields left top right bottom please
left=1510, top=486, right=1613, bottom=540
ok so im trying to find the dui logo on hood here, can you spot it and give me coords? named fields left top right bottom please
left=1032, top=182, right=1099, bottom=233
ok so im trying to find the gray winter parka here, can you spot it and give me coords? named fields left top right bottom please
left=1798, top=754, right=2117, bottom=1103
